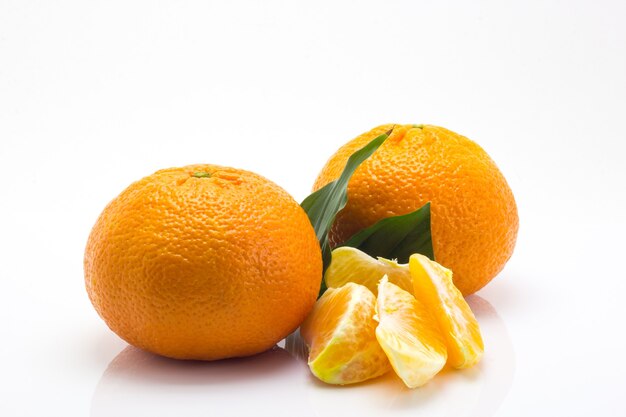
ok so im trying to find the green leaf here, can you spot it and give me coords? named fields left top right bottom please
left=301, top=130, right=392, bottom=276
left=342, top=202, right=434, bottom=263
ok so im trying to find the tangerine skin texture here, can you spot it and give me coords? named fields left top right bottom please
left=85, top=165, right=322, bottom=360
left=313, top=124, right=518, bottom=295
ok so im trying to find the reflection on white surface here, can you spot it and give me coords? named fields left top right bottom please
left=91, top=296, right=513, bottom=417
left=465, top=295, right=516, bottom=417
left=91, top=345, right=315, bottom=417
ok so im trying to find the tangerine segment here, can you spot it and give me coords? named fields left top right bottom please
left=300, top=283, right=390, bottom=385
left=325, top=247, right=412, bottom=295
left=409, top=254, right=484, bottom=369
left=375, top=276, right=447, bottom=388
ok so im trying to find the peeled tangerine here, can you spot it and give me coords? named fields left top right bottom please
left=375, top=276, right=447, bottom=388
left=325, top=246, right=412, bottom=294
left=409, top=254, right=484, bottom=369
left=300, top=283, right=390, bottom=385
left=325, top=247, right=484, bottom=370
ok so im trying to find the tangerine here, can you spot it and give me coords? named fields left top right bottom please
left=85, top=164, right=322, bottom=360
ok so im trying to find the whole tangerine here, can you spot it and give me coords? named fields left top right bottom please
left=313, top=124, right=518, bottom=295
left=85, top=164, right=322, bottom=360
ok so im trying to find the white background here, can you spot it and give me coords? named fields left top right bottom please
left=1, top=1, right=625, bottom=416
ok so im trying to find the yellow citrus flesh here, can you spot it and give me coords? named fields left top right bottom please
left=375, top=276, right=447, bottom=388
left=409, top=254, right=484, bottom=369
left=325, top=246, right=412, bottom=295
left=300, top=283, right=390, bottom=385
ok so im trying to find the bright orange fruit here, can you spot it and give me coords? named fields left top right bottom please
left=313, top=124, right=519, bottom=295
left=300, top=283, right=390, bottom=384
left=375, top=276, right=447, bottom=388
left=84, top=164, right=322, bottom=360
left=410, top=254, right=484, bottom=369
